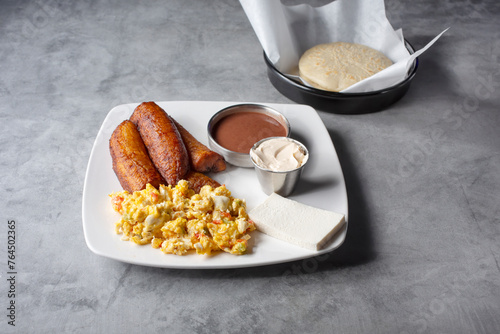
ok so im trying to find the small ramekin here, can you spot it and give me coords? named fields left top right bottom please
left=250, top=137, right=309, bottom=197
left=207, top=104, right=290, bottom=168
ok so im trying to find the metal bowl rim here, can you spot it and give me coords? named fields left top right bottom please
left=207, top=104, right=291, bottom=167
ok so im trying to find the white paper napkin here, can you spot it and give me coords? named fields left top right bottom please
left=240, top=0, right=448, bottom=93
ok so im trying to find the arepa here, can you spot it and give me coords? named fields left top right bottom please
left=298, top=42, right=393, bottom=92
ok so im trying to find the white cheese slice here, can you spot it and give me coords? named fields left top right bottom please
left=248, top=193, right=345, bottom=251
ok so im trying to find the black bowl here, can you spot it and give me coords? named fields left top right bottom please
left=264, top=40, right=419, bottom=114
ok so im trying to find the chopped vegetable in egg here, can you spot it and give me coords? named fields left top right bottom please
left=110, top=180, right=255, bottom=255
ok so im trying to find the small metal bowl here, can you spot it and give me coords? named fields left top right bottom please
left=207, top=104, right=290, bottom=168
left=250, top=137, right=309, bottom=197
left=264, top=39, right=419, bottom=114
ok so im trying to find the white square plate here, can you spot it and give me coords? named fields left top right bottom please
left=82, top=101, right=348, bottom=269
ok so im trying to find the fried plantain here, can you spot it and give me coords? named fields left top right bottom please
left=172, top=118, right=226, bottom=173
left=130, top=102, right=190, bottom=185
left=184, top=171, right=221, bottom=193
left=110, top=120, right=166, bottom=193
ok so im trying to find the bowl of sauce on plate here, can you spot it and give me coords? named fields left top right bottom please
left=208, top=104, right=290, bottom=167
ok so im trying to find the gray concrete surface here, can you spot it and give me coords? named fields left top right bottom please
left=1, top=0, right=499, bottom=333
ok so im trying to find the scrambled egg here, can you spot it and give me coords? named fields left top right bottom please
left=110, top=180, right=256, bottom=255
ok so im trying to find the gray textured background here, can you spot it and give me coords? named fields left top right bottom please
left=1, top=0, right=499, bottom=333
